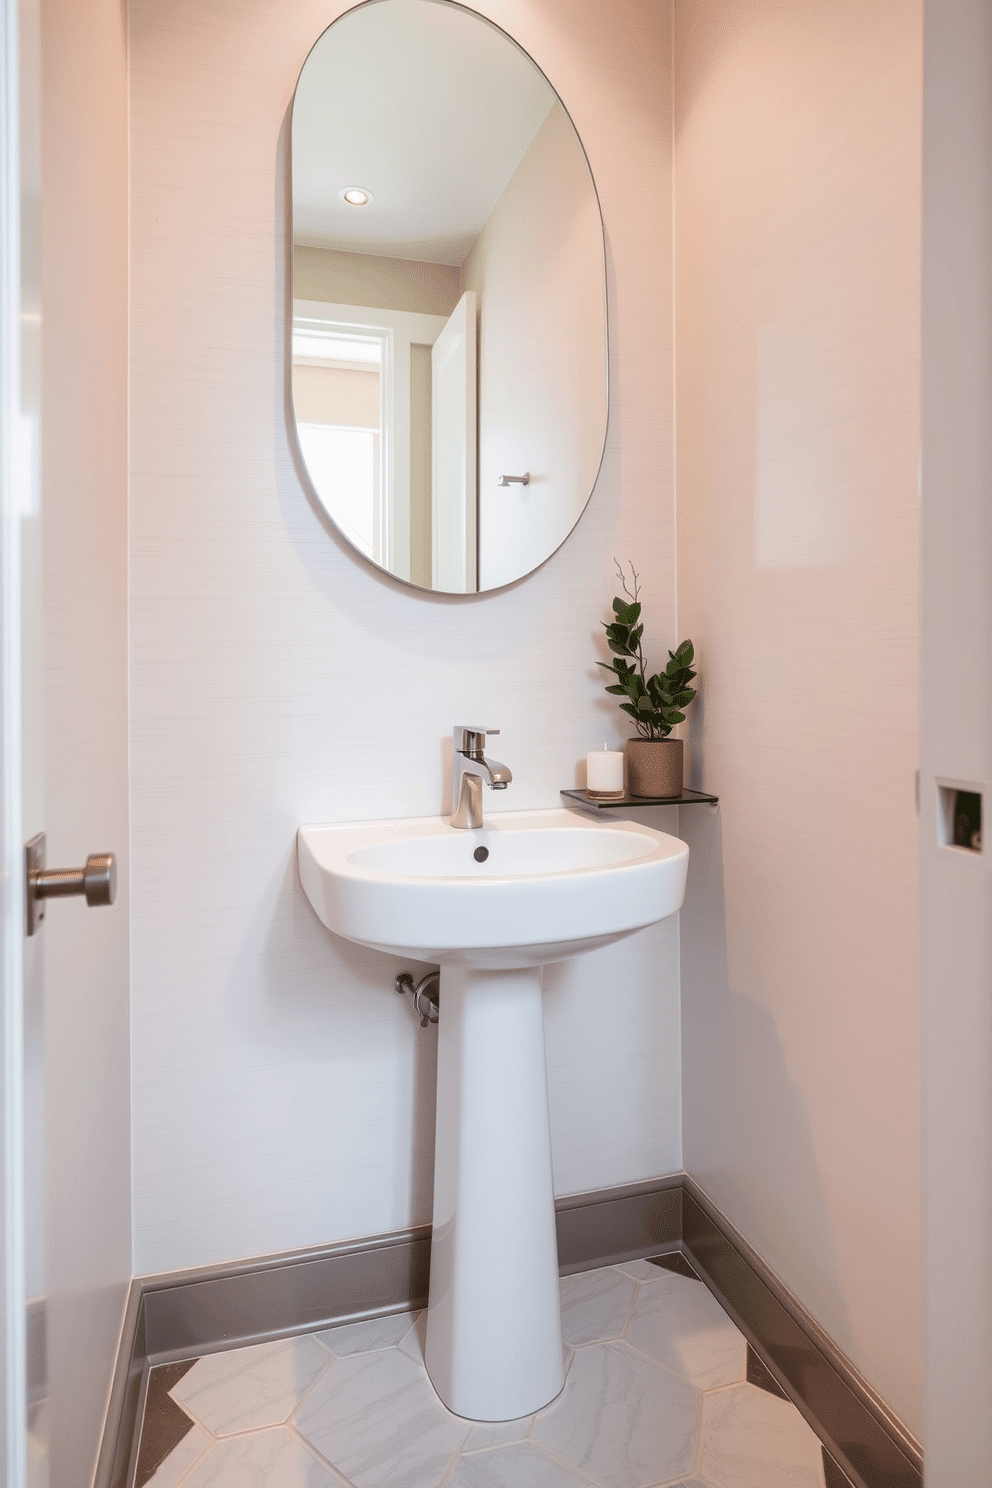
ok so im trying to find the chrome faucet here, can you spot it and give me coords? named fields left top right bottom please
left=451, top=726, right=512, bottom=829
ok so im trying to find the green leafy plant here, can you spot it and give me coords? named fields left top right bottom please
left=599, top=560, right=697, bottom=740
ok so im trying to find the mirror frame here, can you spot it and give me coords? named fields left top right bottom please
left=288, top=0, right=610, bottom=596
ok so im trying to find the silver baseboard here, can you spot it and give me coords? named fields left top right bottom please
left=142, top=1225, right=434, bottom=1361
left=93, top=1281, right=145, bottom=1488
left=97, top=1174, right=921, bottom=1488
left=556, top=1173, right=682, bottom=1274
left=682, top=1177, right=922, bottom=1488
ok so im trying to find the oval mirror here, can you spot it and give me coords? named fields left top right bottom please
left=290, top=0, right=608, bottom=594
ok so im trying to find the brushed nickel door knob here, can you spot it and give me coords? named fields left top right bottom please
left=25, top=833, right=117, bottom=935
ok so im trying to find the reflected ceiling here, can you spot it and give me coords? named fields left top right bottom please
left=292, top=0, right=554, bottom=264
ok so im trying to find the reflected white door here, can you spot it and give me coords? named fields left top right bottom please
left=431, top=291, right=477, bottom=593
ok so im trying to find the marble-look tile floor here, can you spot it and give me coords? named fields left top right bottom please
left=133, top=1254, right=856, bottom=1488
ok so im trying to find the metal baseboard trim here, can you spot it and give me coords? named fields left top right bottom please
left=92, top=1281, right=146, bottom=1488
left=142, top=1225, right=432, bottom=1361
left=99, top=1174, right=922, bottom=1488
left=136, top=1178, right=685, bottom=1363
left=556, top=1173, right=682, bottom=1273
left=682, top=1176, right=923, bottom=1488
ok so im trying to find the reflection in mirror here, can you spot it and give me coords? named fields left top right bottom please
left=291, top=0, right=607, bottom=594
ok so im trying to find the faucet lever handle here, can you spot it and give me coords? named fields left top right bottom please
left=454, top=725, right=499, bottom=755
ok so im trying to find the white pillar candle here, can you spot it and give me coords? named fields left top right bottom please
left=586, top=746, right=624, bottom=794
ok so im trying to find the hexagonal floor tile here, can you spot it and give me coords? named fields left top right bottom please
left=531, top=1341, right=699, bottom=1488
left=178, top=1428, right=345, bottom=1487
left=294, top=1345, right=469, bottom=1488
left=461, top=1413, right=534, bottom=1452
left=700, top=1383, right=826, bottom=1487
left=559, top=1267, right=636, bottom=1347
left=615, top=1259, right=664, bottom=1283
left=625, top=1274, right=747, bottom=1390
left=447, top=1440, right=593, bottom=1486
left=317, top=1310, right=418, bottom=1357
left=399, top=1308, right=428, bottom=1364
left=169, top=1334, right=330, bottom=1436
left=142, top=1421, right=210, bottom=1488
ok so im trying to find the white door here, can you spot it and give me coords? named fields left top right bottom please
left=431, top=291, right=477, bottom=593
left=4, top=1, right=130, bottom=1483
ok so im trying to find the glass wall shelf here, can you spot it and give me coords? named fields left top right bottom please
left=561, top=787, right=718, bottom=812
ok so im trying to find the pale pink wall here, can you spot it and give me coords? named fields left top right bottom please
left=674, top=0, right=922, bottom=1436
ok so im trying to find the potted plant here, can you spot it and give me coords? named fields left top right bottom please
left=599, top=560, right=697, bottom=797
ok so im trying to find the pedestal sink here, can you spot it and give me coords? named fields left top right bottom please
left=297, top=807, right=688, bottom=1421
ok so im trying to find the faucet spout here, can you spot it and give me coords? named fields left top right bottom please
left=450, top=727, right=512, bottom=828
left=478, top=756, right=512, bottom=789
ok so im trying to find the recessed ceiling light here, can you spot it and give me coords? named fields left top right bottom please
left=339, top=187, right=373, bottom=207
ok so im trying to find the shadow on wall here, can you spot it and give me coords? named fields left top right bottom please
left=541, top=894, right=682, bottom=1198
left=679, top=805, right=852, bottom=1345
left=254, top=844, right=439, bottom=1239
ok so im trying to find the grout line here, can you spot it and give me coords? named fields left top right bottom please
left=524, top=1434, right=602, bottom=1488
left=692, top=1386, right=708, bottom=1481
left=285, top=1420, right=357, bottom=1488
left=612, top=1333, right=729, bottom=1397
left=168, top=1420, right=214, bottom=1488
left=285, top=1343, right=340, bottom=1426
left=437, top=1446, right=464, bottom=1488
left=618, top=1268, right=640, bottom=1341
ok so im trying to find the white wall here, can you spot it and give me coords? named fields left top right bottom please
left=920, top=1, right=992, bottom=1478
left=674, top=0, right=922, bottom=1438
left=462, top=102, right=607, bottom=590
left=129, top=0, right=679, bottom=1277
left=40, top=0, right=131, bottom=1480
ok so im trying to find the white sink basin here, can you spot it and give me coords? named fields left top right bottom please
left=297, top=807, right=688, bottom=969
left=296, top=805, right=689, bottom=1423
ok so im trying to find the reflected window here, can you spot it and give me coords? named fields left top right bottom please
left=292, top=324, right=385, bottom=561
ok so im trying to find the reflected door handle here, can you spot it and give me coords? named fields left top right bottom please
left=25, top=832, right=117, bottom=936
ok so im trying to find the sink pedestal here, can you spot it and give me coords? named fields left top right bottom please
left=424, top=964, right=565, bottom=1421
left=297, top=808, right=691, bottom=1417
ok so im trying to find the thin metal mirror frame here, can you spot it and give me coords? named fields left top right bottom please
left=287, top=0, right=610, bottom=597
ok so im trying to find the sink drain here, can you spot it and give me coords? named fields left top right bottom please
left=474, top=846, right=489, bottom=862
